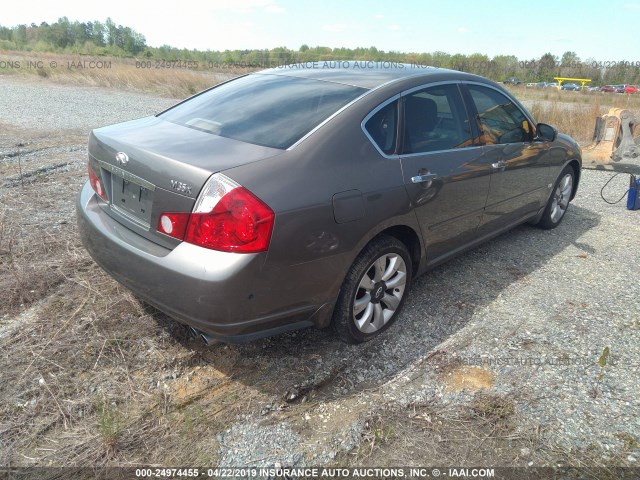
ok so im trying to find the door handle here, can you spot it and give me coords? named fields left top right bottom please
left=491, top=161, right=507, bottom=169
left=411, top=173, right=439, bottom=183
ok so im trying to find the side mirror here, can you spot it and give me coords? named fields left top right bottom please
left=537, top=123, right=557, bottom=142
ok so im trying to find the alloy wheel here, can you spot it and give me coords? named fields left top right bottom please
left=352, top=253, right=407, bottom=334
left=550, top=173, right=573, bottom=224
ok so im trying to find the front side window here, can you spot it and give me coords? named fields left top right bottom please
left=401, top=84, right=472, bottom=155
left=467, top=85, right=533, bottom=145
left=160, top=74, right=366, bottom=149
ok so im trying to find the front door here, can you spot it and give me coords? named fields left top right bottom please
left=464, top=84, right=550, bottom=234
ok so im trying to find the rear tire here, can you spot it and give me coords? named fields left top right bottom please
left=535, top=166, right=575, bottom=229
left=332, top=235, right=412, bottom=344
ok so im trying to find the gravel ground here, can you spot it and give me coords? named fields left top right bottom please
left=389, top=177, right=640, bottom=449
left=1, top=75, right=638, bottom=469
left=0, top=75, right=178, bottom=132
left=215, top=169, right=640, bottom=467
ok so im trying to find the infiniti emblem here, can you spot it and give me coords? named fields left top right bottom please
left=115, top=152, right=129, bottom=166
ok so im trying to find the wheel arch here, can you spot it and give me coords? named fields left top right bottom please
left=566, top=158, right=581, bottom=200
left=366, top=224, right=423, bottom=278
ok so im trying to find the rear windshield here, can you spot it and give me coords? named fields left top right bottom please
left=159, top=74, right=367, bottom=149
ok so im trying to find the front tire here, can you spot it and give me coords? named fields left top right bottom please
left=536, top=166, right=575, bottom=229
left=332, top=235, right=412, bottom=344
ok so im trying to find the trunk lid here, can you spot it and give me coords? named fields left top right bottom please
left=90, top=116, right=283, bottom=197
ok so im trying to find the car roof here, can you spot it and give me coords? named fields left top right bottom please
left=257, top=61, right=463, bottom=89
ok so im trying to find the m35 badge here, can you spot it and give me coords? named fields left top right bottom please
left=170, top=179, right=192, bottom=195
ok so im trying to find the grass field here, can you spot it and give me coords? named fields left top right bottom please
left=3, top=50, right=640, bottom=144
left=0, top=51, right=239, bottom=97
left=508, top=85, right=640, bottom=144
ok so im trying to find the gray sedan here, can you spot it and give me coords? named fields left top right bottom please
left=77, top=62, right=582, bottom=344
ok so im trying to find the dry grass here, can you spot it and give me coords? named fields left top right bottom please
left=0, top=202, right=179, bottom=464
left=0, top=132, right=257, bottom=466
left=0, top=51, right=245, bottom=98
left=0, top=247, right=229, bottom=465
left=528, top=101, right=603, bottom=145
left=339, top=394, right=637, bottom=474
left=4, top=51, right=639, bottom=140
left=0, top=217, right=78, bottom=314
left=0, top=136, right=299, bottom=467
left=509, top=85, right=640, bottom=109
left=343, top=395, right=533, bottom=467
left=510, top=86, right=640, bottom=145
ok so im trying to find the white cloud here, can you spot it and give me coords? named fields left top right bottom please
left=623, top=2, right=640, bottom=8
left=204, top=0, right=285, bottom=14
left=457, top=27, right=468, bottom=33
left=374, top=14, right=385, bottom=19
left=387, top=24, right=401, bottom=31
left=264, top=4, right=286, bottom=13
left=322, top=23, right=348, bottom=33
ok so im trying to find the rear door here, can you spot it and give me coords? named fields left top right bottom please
left=398, top=83, right=492, bottom=263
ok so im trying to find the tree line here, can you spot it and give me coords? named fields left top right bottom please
left=0, top=17, right=146, bottom=55
left=1, top=18, right=638, bottom=85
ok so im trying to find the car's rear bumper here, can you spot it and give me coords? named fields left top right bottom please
left=76, top=182, right=318, bottom=341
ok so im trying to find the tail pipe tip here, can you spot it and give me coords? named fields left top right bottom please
left=188, top=326, right=217, bottom=346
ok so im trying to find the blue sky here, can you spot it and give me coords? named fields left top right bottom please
left=3, top=0, right=640, bottom=61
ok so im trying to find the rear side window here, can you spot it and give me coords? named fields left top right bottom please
left=364, top=100, right=398, bottom=155
left=160, top=74, right=366, bottom=149
left=401, top=84, right=472, bottom=154
left=467, top=85, right=533, bottom=145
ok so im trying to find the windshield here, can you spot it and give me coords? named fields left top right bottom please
left=160, top=74, right=367, bottom=149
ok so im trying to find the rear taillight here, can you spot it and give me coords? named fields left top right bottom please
left=88, top=163, right=107, bottom=201
left=158, top=174, right=274, bottom=253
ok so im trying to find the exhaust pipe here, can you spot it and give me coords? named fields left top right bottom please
left=188, top=326, right=218, bottom=346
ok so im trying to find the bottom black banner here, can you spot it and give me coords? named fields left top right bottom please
left=1, top=466, right=639, bottom=480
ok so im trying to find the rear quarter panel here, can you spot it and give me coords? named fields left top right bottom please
left=225, top=87, right=422, bottom=303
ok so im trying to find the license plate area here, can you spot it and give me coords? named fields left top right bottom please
left=111, top=174, right=154, bottom=228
